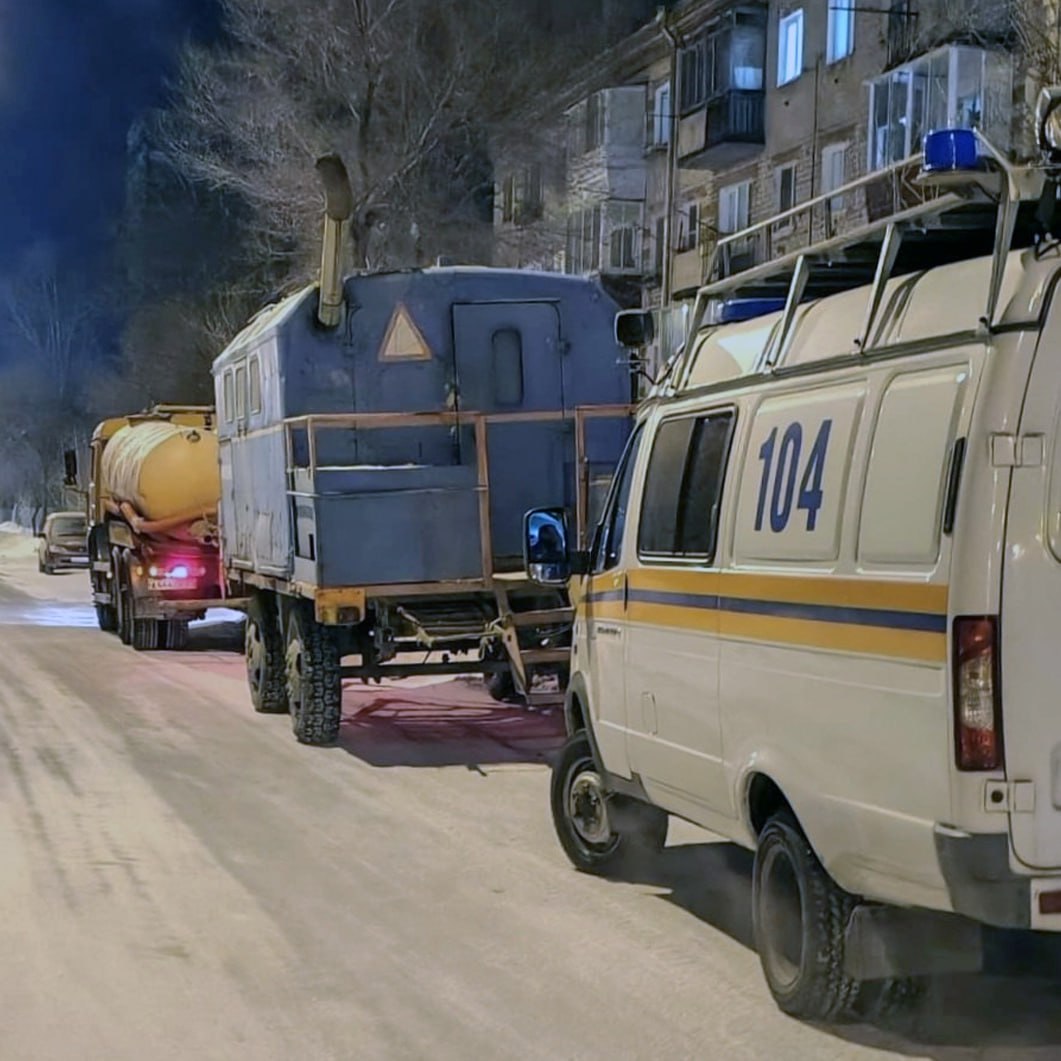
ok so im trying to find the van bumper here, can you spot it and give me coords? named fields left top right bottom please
left=934, top=825, right=1030, bottom=929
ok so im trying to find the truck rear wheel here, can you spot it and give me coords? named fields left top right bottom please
left=161, top=620, right=190, bottom=651
left=131, top=617, right=159, bottom=651
left=285, top=603, right=342, bottom=745
left=752, top=811, right=858, bottom=1021
left=246, top=594, right=287, bottom=714
left=115, top=554, right=133, bottom=646
left=95, top=602, right=117, bottom=633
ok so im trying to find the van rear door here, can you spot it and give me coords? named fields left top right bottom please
left=1002, top=289, right=1061, bottom=870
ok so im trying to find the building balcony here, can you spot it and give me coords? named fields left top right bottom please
left=678, top=90, right=765, bottom=169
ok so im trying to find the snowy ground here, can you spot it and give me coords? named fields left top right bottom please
left=2, top=535, right=1061, bottom=1059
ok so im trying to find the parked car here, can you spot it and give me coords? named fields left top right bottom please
left=38, top=511, right=89, bottom=574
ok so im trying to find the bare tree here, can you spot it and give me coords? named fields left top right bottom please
left=161, top=0, right=605, bottom=277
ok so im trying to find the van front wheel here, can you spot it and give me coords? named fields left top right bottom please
left=550, top=733, right=666, bottom=875
left=753, top=811, right=858, bottom=1021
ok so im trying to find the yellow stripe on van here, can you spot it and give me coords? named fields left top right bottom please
left=719, top=611, right=947, bottom=663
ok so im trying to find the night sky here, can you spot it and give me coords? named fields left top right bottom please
left=0, top=0, right=218, bottom=268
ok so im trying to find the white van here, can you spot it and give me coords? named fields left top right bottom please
left=524, top=125, right=1061, bottom=1022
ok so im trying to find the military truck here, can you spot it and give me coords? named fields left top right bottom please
left=216, top=156, right=635, bottom=744
left=75, top=406, right=233, bottom=650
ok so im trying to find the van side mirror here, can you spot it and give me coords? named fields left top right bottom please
left=63, top=449, right=78, bottom=487
left=615, top=309, right=655, bottom=348
left=524, top=507, right=586, bottom=585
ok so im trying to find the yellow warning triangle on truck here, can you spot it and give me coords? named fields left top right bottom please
left=378, top=302, right=432, bottom=361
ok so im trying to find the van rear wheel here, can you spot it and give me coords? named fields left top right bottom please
left=753, top=811, right=858, bottom=1021
left=550, top=733, right=667, bottom=875
left=285, top=603, right=342, bottom=745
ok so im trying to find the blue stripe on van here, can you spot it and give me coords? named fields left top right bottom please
left=588, top=586, right=946, bottom=634
left=716, top=594, right=947, bottom=634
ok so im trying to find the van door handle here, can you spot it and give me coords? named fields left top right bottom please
left=595, top=623, right=622, bottom=637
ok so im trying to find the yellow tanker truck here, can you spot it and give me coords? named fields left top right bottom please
left=72, top=405, right=235, bottom=650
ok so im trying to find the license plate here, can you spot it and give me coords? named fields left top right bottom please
left=148, top=578, right=192, bottom=591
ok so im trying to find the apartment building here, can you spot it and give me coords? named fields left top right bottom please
left=493, top=0, right=1034, bottom=371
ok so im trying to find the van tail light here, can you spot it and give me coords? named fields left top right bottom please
left=954, top=616, right=1003, bottom=771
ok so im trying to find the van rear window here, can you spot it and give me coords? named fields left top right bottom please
left=638, top=411, right=734, bottom=560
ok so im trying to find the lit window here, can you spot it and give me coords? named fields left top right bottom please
left=827, top=0, right=854, bottom=64
left=777, top=10, right=804, bottom=86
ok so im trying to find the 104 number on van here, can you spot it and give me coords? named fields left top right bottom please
left=754, top=419, right=833, bottom=533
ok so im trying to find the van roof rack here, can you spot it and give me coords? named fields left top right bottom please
left=687, top=132, right=1046, bottom=349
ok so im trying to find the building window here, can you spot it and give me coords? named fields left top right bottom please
left=821, top=142, right=847, bottom=211
left=680, top=13, right=767, bottom=114
left=608, top=202, right=642, bottom=273
left=515, top=164, right=543, bottom=224
left=776, top=162, right=797, bottom=214
left=653, top=215, right=666, bottom=277
left=827, top=0, right=855, bottom=64
left=678, top=201, right=701, bottom=252
left=867, top=45, right=1005, bottom=172
left=565, top=205, right=603, bottom=274
left=584, top=92, right=605, bottom=152
left=651, top=82, right=671, bottom=147
left=501, top=176, right=515, bottom=223
left=777, top=9, right=804, bottom=87
left=718, top=181, right=751, bottom=234
left=680, top=36, right=708, bottom=112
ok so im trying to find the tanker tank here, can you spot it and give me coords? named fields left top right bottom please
left=99, top=421, right=220, bottom=541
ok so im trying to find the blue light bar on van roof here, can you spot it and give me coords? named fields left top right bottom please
left=922, top=128, right=980, bottom=173
left=719, top=298, right=786, bottom=324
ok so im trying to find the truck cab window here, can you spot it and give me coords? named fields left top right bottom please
left=223, top=371, right=234, bottom=423
left=235, top=364, right=247, bottom=420
left=593, top=426, right=643, bottom=573
left=249, top=356, right=262, bottom=415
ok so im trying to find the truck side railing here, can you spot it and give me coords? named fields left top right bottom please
left=283, top=405, right=634, bottom=580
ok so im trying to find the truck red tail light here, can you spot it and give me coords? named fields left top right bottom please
left=953, top=616, right=1003, bottom=771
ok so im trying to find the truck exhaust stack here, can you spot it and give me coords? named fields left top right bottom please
left=314, top=154, right=353, bottom=328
